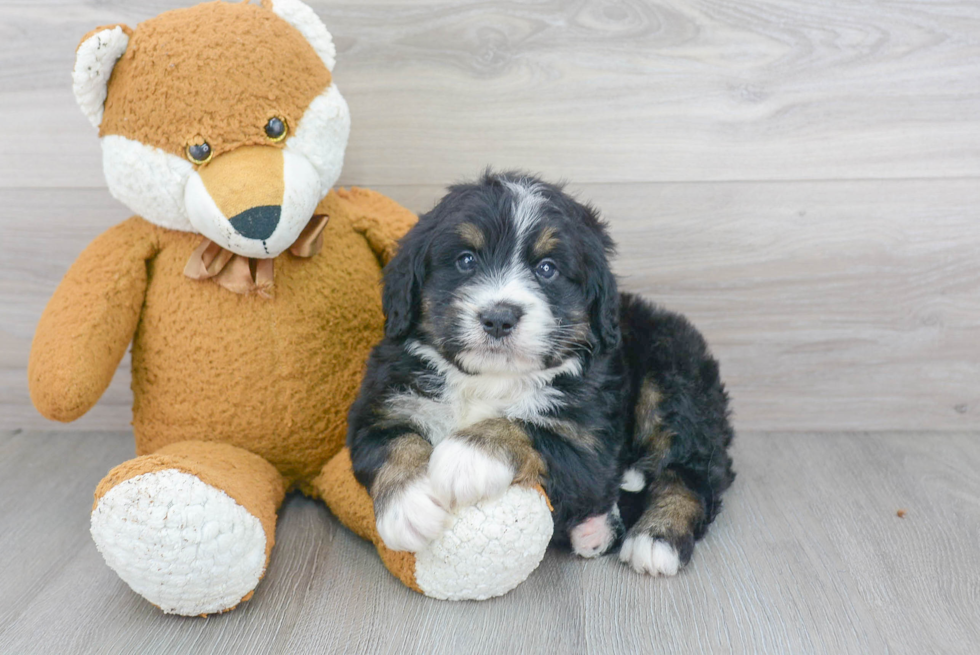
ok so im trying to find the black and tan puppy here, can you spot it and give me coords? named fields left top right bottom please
left=347, top=171, right=735, bottom=576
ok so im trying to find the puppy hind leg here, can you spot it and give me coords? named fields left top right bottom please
left=619, top=470, right=705, bottom=577
left=570, top=505, right=625, bottom=558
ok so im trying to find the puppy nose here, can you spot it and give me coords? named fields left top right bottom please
left=229, top=205, right=281, bottom=240
left=480, top=303, right=523, bottom=339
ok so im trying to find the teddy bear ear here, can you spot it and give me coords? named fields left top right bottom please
left=263, top=0, right=337, bottom=72
left=72, top=25, right=131, bottom=129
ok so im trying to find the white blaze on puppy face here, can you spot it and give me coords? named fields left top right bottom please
left=452, top=180, right=558, bottom=374
left=453, top=266, right=556, bottom=374
left=503, top=179, right=547, bottom=245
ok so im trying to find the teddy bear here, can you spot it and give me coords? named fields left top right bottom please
left=28, top=0, right=553, bottom=615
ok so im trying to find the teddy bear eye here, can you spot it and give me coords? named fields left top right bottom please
left=265, top=117, right=288, bottom=142
left=186, top=141, right=212, bottom=165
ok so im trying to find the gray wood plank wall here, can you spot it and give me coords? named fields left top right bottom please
left=1, top=0, right=978, bottom=432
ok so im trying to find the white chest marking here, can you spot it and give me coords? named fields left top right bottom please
left=387, top=342, right=582, bottom=444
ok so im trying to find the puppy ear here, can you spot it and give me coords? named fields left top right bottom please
left=580, top=205, right=621, bottom=351
left=587, top=259, right=621, bottom=351
left=382, top=225, right=429, bottom=339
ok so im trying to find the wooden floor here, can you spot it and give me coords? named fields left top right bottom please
left=2, top=0, right=979, bottom=653
left=1, top=429, right=978, bottom=654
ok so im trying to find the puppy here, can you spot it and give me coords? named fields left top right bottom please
left=347, top=171, right=735, bottom=576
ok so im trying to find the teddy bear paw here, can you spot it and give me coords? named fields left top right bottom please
left=90, top=469, right=268, bottom=616
left=412, top=485, right=553, bottom=600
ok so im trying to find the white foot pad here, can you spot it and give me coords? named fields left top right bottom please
left=570, top=513, right=616, bottom=558
left=619, top=534, right=681, bottom=577
left=414, top=485, right=553, bottom=600
left=90, top=469, right=267, bottom=616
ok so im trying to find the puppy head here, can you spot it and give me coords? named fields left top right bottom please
left=383, top=171, right=620, bottom=374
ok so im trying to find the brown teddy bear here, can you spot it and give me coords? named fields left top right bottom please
left=29, top=0, right=552, bottom=615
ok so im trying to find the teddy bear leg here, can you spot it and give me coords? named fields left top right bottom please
left=313, top=448, right=554, bottom=600
left=90, top=441, right=286, bottom=616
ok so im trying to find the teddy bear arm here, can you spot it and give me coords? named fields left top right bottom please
left=28, top=217, right=157, bottom=422
left=336, top=187, right=418, bottom=265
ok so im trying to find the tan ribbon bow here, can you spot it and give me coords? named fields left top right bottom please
left=183, top=214, right=329, bottom=298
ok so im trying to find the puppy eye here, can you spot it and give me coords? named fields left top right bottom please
left=456, top=251, right=477, bottom=272
left=186, top=141, right=212, bottom=165
left=535, top=259, right=558, bottom=280
left=265, top=117, right=288, bottom=142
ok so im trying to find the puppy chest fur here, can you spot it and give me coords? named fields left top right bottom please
left=381, top=341, right=580, bottom=445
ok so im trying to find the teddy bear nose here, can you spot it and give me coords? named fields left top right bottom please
left=229, top=206, right=281, bottom=240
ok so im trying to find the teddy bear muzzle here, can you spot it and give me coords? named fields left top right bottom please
left=184, top=144, right=322, bottom=259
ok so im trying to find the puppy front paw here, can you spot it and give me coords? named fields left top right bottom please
left=428, top=438, right=515, bottom=508
left=376, top=477, right=450, bottom=552
left=618, top=531, right=694, bottom=577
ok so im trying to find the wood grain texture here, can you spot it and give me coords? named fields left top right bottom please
left=1, top=429, right=978, bottom=654
left=3, top=1, right=979, bottom=651
left=5, top=180, right=978, bottom=432
left=1, top=0, right=980, bottom=187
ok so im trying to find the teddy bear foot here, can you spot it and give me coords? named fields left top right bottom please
left=317, top=449, right=554, bottom=601
left=91, top=468, right=269, bottom=616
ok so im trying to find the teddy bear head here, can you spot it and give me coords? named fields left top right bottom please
left=72, top=0, right=350, bottom=258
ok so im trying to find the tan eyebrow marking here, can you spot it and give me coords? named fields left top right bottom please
left=533, top=226, right=559, bottom=257
left=456, top=222, right=485, bottom=249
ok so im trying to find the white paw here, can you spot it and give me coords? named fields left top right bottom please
left=90, top=469, right=267, bottom=616
left=428, top=438, right=514, bottom=508
left=570, top=513, right=616, bottom=558
left=620, top=467, right=646, bottom=492
left=619, top=534, right=681, bottom=577
left=376, top=477, right=450, bottom=552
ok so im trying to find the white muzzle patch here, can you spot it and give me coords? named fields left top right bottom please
left=454, top=268, right=556, bottom=373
